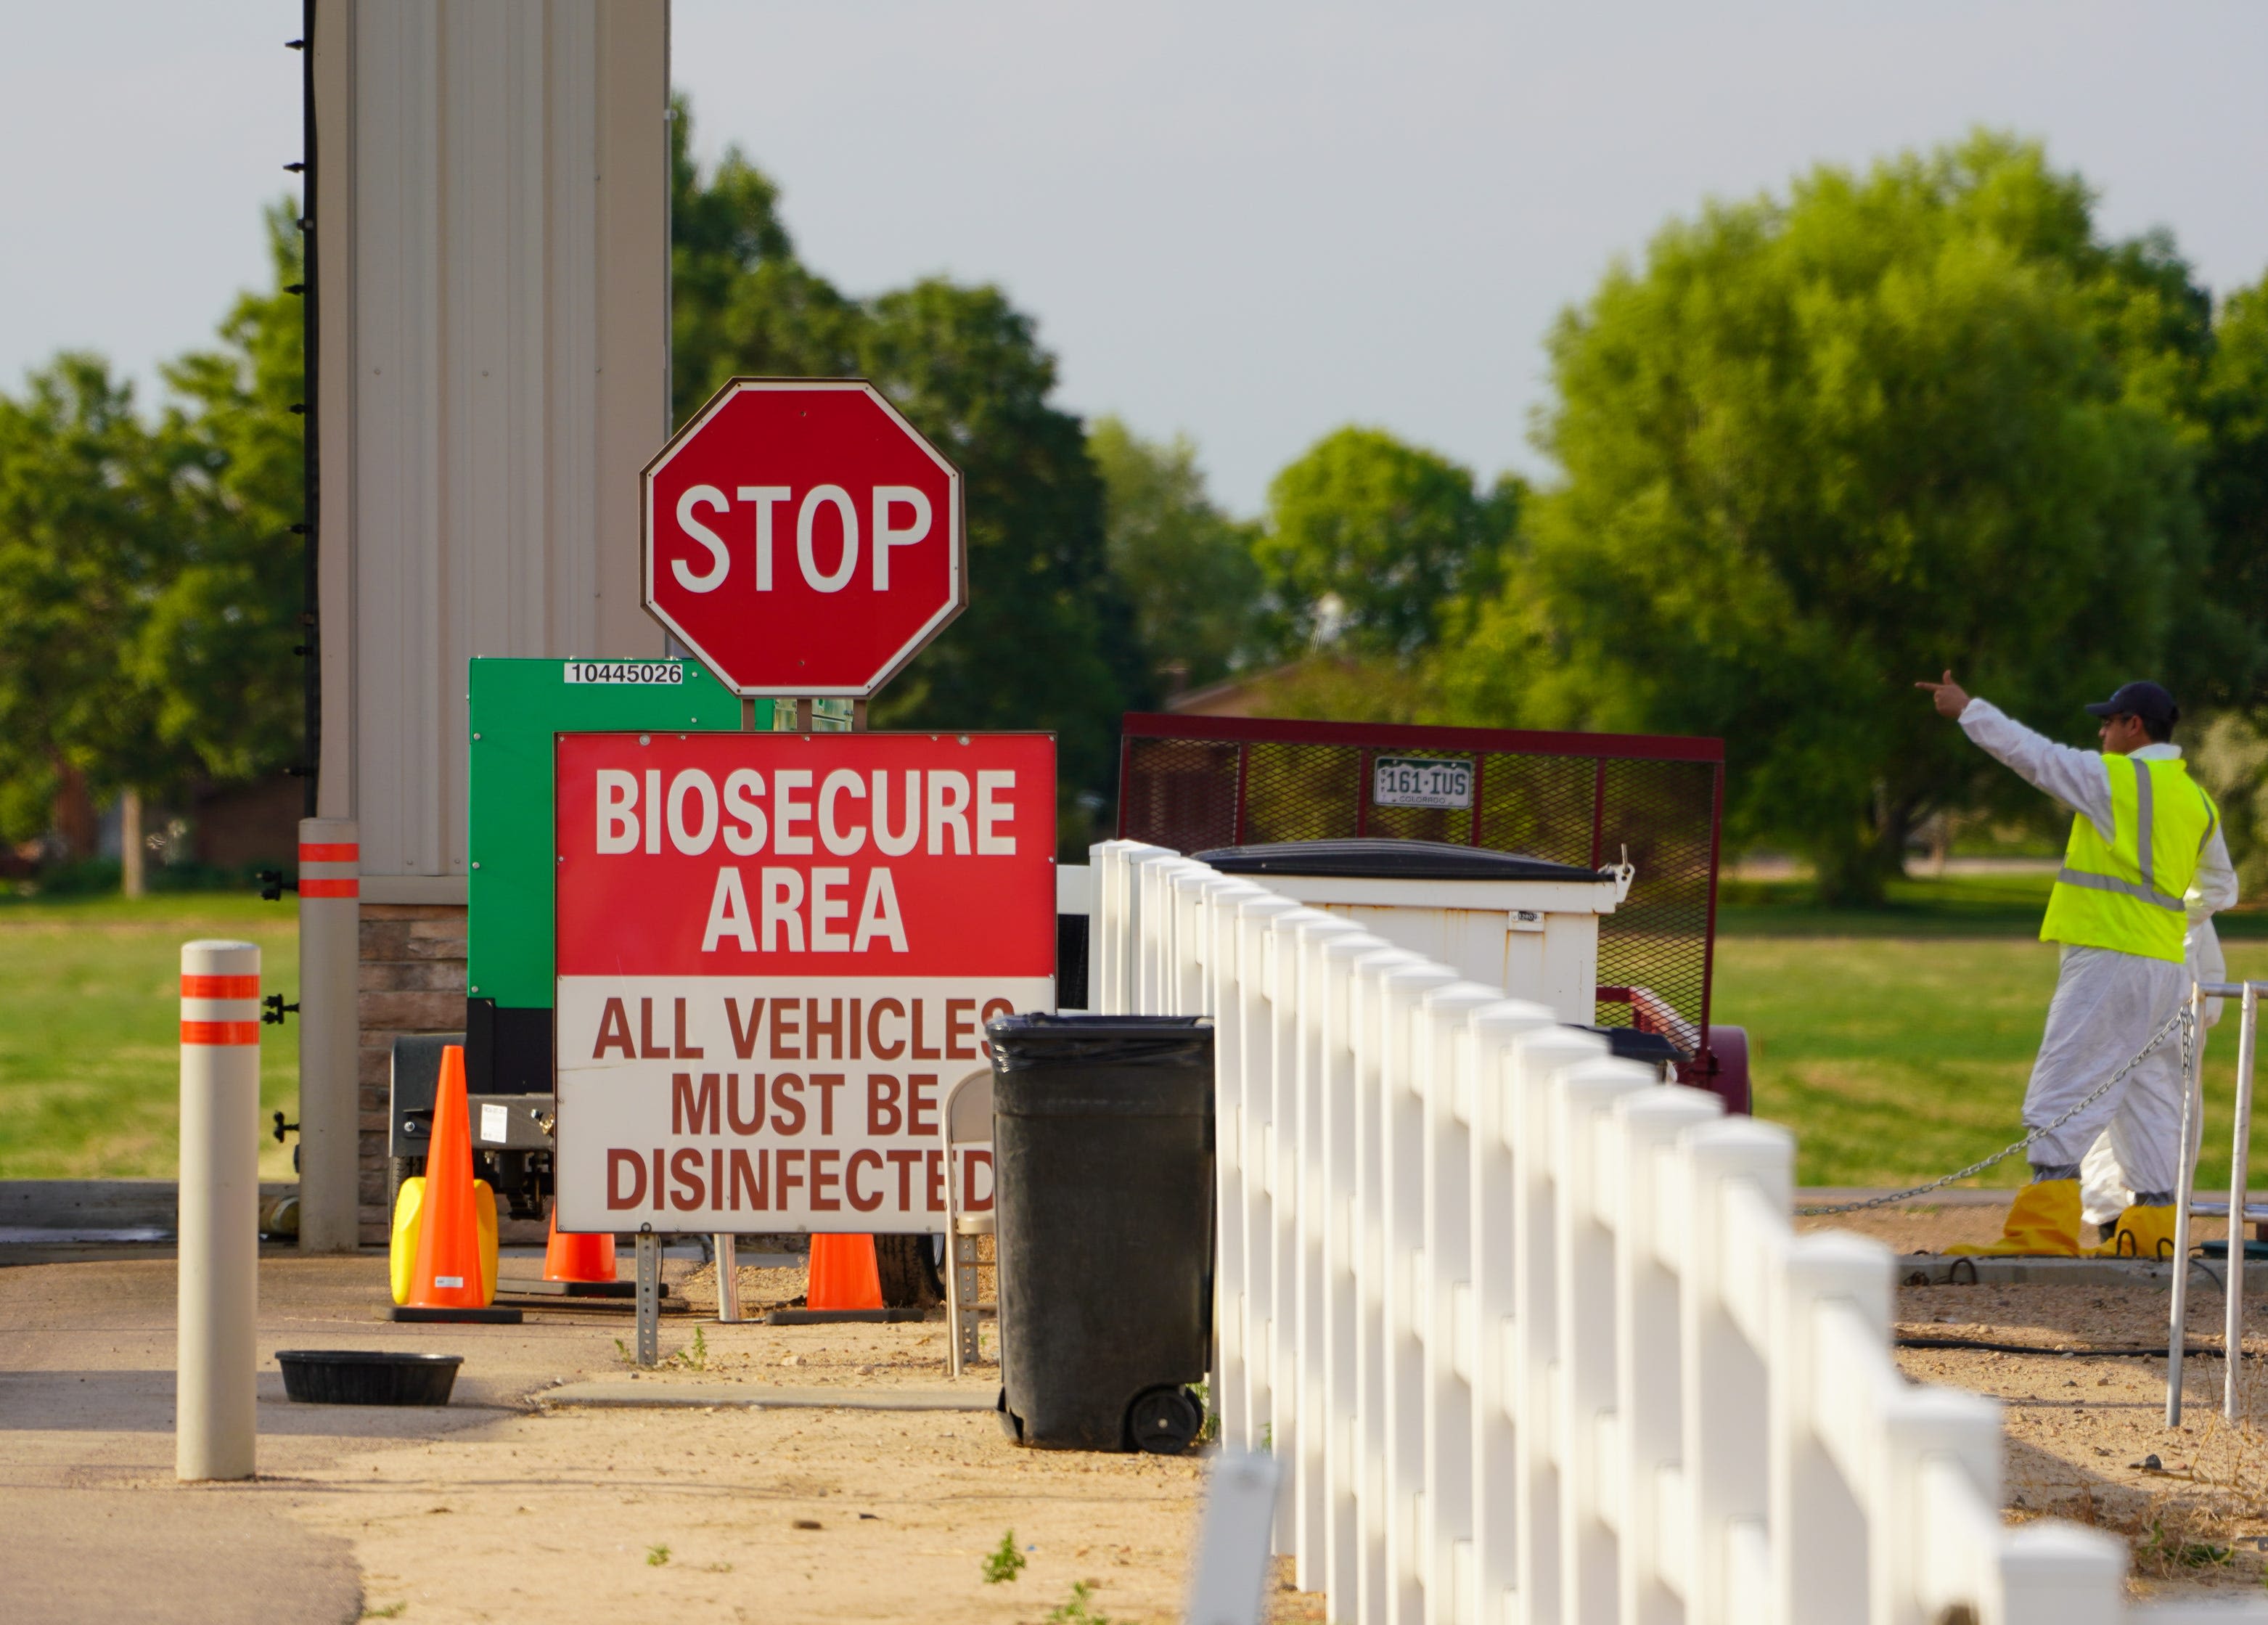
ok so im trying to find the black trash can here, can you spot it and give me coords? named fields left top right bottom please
left=988, top=1012, right=1215, bottom=1453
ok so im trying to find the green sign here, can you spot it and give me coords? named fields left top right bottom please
left=467, top=658, right=753, bottom=1014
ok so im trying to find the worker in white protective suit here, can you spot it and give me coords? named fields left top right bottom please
left=1917, top=674, right=2238, bottom=1258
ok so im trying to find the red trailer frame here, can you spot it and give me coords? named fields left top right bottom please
left=1115, top=712, right=1727, bottom=1078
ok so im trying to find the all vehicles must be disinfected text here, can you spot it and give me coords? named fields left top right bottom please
left=552, top=731, right=1055, bottom=1234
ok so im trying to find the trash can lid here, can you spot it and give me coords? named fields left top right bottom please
left=1194, top=838, right=1608, bottom=884
left=986, top=1013, right=1214, bottom=1076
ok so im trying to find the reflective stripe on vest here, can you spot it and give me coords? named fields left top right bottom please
left=2050, top=866, right=2184, bottom=911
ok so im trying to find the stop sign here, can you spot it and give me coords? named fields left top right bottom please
left=642, top=379, right=965, bottom=697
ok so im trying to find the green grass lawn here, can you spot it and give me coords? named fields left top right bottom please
left=1720, top=867, right=2268, bottom=938
left=0, top=892, right=300, bottom=1180
left=1724, top=930, right=2268, bottom=1189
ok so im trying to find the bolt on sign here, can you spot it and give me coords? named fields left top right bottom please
left=642, top=378, right=965, bottom=697
left=552, top=730, right=1055, bottom=1233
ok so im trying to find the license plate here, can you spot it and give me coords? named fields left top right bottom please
left=562, top=660, right=684, bottom=686
left=1372, top=755, right=1474, bottom=810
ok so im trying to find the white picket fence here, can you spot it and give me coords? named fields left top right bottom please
left=1089, top=840, right=2267, bottom=1625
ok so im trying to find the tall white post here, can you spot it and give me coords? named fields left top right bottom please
left=2168, top=982, right=2208, bottom=1426
left=1417, top=983, right=1510, bottom=1625
left=1552, top=1057, right=1656, bottom=1625
left=1677, top=1118, right=1793, bottom=1625
left=1268, top=908, right=1331, bottom=1555
left=2227, top=983, right=2257, bottom=1420
left=1319, top=934, right=1398, bottom=1615
left=1351, top=947, right=1426, bottom=1625
left=1611, top=1084, right=1723, bottom=1625
left=1467, top=1002, right=1557, bottom=1625
left=1508, top=1027, right=1607, bottom=1625
left=1770, top=1234, right=1890, bottom=1625
left=1377, top=963, right=1460, bottom=1625
left=178, top=939, right=262, bottom=1481
left=1230, top=891, right=1290, bottom=1453
left=296, top=818, right=360, bottom=1252
left=1292, top=912, right=1365, bottom=1588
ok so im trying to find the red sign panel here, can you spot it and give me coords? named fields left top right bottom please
left=642, top=379, right=965, bottom=698
left=553, top=731, right=1055, bottom=1233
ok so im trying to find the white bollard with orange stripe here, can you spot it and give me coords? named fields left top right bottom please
left=179, top=939, right=261, bottom=1482
left=296, top=819, right=361, bottom=1252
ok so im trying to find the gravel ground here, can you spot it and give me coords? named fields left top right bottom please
left=1804, top=1192, right=2268, bottom=1600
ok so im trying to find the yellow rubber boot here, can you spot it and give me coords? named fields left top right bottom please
left=1945, top=1179, right=2082, bottom=1256
left=2092, top=1203, right=2179, bottom=1261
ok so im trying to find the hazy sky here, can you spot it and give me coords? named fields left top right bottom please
left=6, top=2, right=2266, bottom=514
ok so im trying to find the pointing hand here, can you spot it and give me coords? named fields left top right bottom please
left=1915, top=670, right=1971, bottom=719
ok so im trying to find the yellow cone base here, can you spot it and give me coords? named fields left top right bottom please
left=388, top=1176, right=499, bottom=1305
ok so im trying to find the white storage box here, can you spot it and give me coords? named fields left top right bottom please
left=1192, top=838, right=1629, bottom=1026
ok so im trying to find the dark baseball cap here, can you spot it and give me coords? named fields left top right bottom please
left=2084, top=681, right=2178, bottom=728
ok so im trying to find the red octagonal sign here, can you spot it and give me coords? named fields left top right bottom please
left=642, top=379, right=965, bottom=697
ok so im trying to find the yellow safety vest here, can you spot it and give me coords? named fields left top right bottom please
left=2039, top=753, right=2219, bottom=963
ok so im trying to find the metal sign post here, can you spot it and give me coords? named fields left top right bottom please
left=635, top=1229, right=661, bottom=1367
left=2168, top=983, right=2207, bottom=1427
left=714, top=1233, right=743, bottom=1323
left=2230, top=983, right=2258, bottom=1420
left=2170, top=978, right=2262, bottom=1424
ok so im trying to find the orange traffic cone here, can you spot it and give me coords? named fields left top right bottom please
left=806, top=1234, right=884, bottom=1311
left=389, top=1044, right=521, bottom=1323
left=543, top=1201, right=617, bottom=1283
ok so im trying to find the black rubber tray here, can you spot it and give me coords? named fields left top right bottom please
left=277, top=1350, right=462, bottom=1406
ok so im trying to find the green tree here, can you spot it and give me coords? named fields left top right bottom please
left=1443, top=132, right=2208, bottom=904
left=668, top=103, right=1146, bottom=843
left=1088, top=417, right=1265, bottom=693
left=0, top=205, right=306, bottom=890
left=2193, top=274, right=2268, bottom=710
left=855, top=279, right=1149, bottom=823
left=0, top=356, right=184, bottom=847
left=669, top=99, right=859, bottom=420
left=1258, top=427, right=1512, bottom=658
left=142, top=203, right=307, bottom=787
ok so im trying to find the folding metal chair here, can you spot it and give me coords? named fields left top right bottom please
left=941, top=1065, right=996, bottom=1377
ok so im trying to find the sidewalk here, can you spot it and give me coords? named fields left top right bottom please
left=0, top=1250, right=1223, bottom=1624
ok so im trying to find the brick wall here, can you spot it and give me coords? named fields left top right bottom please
left=359, top=904, right=467, bottom=1245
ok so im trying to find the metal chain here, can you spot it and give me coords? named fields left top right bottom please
left=1796, top=1003, right=2195, bottom=1216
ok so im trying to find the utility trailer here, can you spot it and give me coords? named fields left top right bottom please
left=1108, top=712, right=1748, bottom=1110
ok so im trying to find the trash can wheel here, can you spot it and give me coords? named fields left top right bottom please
left=1126, top=1385, right=1204, bottom=1454
left=996, top=1387, right=1024, bottom=1444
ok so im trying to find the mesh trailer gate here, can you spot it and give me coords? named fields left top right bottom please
left=1114, top=712, right=1726, bottom=1079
